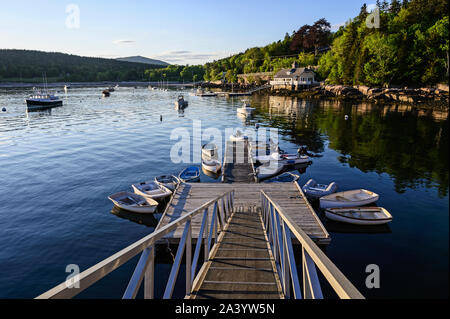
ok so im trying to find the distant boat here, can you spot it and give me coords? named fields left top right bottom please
left=108, top=192, right=158, bottom=214
left=102, top=89, right=110, bottom=97
left=174, top=95, right=188, bottom=110
left=236, top=102, right=255, bottom=115
left=132, top=181, right=172, bottom=201
left=179, top=166, right=201, bottom=183
left=302, top=179, right=338, bottom=199
left=325, top=207, right=392, bottom=225
left=26, top=74, right=63, bottom=110
left=154, top=175, right=180, bottom=192
left=195, top=88, right=217, bottom=97
left=320, top=189, right=379, bottom=209
left=26, top=92, right=63, bottom=110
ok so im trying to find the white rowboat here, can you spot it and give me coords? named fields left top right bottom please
left=303, top=179, right=338, bottom=199
left=132, top=181, right=172, bottom=201
left=320, top=189, right=379, bottom=209
left=202, top=158, right=222, bottom=174
left=108, top=192, right=158, bottom=214
left=154, top=175, right=180, bottom=192
left=325, top=207, right=392, bottom=225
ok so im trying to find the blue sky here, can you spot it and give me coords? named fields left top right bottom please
left=0, top=0, right=370, bottom=64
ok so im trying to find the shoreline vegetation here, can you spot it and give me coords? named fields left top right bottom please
left=1, top=1, right=448, bottom=111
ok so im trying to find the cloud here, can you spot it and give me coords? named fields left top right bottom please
left=113, top=40, right=136, bottom=45
left=153, top=50, right=231, bottom=64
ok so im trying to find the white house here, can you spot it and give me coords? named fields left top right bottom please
left=270, top=62, right=317, bottom=90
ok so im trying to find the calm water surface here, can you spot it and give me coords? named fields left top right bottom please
left=0, top=87, right=448, bottom=298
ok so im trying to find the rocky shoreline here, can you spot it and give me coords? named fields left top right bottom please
left=269, top=84, right=449, bottom=110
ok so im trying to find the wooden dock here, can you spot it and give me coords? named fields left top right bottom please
left=157, top=182, right=330, bottom=244
left=222, top=140, right=257, bottom=183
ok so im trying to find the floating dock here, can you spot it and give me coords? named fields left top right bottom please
left=157, top=182, right=329, bottom=244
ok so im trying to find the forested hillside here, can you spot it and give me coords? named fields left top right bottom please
left=318, top=0, right=449, bottom=86
left=0, top=50, right=165, bottom=82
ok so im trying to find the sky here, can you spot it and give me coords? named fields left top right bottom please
left=0, top=0, right=371, bottom=65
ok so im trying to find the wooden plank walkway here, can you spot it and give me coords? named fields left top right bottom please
left=157, top=182, right=330, bottom=244
left=222, top=140, right=257, bottom=183
left=191, top=208, right=283, bottom=299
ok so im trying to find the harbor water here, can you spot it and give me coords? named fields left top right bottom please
left=0, top=87, right=448, bottom=298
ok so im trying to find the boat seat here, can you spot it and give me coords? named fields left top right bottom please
left=335, top=195, right=351, bottom=201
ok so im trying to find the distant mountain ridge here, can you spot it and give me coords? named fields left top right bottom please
left=0, top=49, right=165, bottom=83
left=116, top=56, right=169, bottom=66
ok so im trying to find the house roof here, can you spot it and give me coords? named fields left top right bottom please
left=274, top=67, right=315, bottom=79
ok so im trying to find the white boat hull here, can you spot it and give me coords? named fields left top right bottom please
left=108, top=192, right=157, bottom=214
left=202, top=160, right=222, bottom=174
left=320, top=189, right=379, bottom=209
left=325, top=207, right=392, bottom=225
left=132, top=183, right=172, bottom=201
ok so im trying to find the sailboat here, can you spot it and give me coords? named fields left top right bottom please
left=26, top=73, right=63, bottom=111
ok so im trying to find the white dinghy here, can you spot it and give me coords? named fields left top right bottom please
left=255, top=152, right=311, bottom=166
left=256, top=161, right=284, bottom=180
left=108, top=192, right=158, bottom=214
left=202, top=143, right=219, bottom=160
left=202, top=158, right=222, bottom=174
left=132, top=181, right=172, bottom=201
left=325, top=207, right=393, bottom=225
left=303, top=179, right=338, bottom=199
left=320, top=189, right=379, bottom=209
left=154, top=175, right=180, bottom=192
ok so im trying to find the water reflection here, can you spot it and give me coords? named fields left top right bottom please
left=253, top=95, right=449, bottom=197
left=110, top=207, right=159, bottom=228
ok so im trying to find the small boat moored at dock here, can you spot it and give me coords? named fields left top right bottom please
left=179, top=166, right=201, bottom=183
left=303, top=179, right=338, bottom=199
left=108, top=191, right=158, bottom=214
left=325, top=207, right=393, bottom=225
left=202, top=158, right=222, bottom=174
left=256, top=161, right=284, bottom=180
left=320, top=189, right=379, bottom=209
left=132, top=181, right=172, bottom=201
left=202, top=143, right=218, bottom=160
left=154, top=175, right=180, bottom=192
left=229, top=130, right=250, bottom=142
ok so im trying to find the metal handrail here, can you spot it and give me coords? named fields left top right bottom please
left=36, top=189, right=235, bottom=299
left=260, top=190, right=364, bottom=299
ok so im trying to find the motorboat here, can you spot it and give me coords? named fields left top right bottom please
left=108, top=192, right=158, bottom=214
left=324, top=207, right=392, bottom=225
left=319, top=189, right=379, bottom=209
left=102, top=89, right=110, bottom=97
left=302, top=179, right=338, bottom=199
left=154, top=175, right=180, bottom=192
left=132, top=181, right=172, bottom=201
left=236, top=102, right=255, bottom=115
left=194, top=88, right=217, bottom=97
left=179, top=166, right=201, bottom=183
left=263, top=172, right=300, bottom=183
left=175, top=95, right=188, bottom=109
